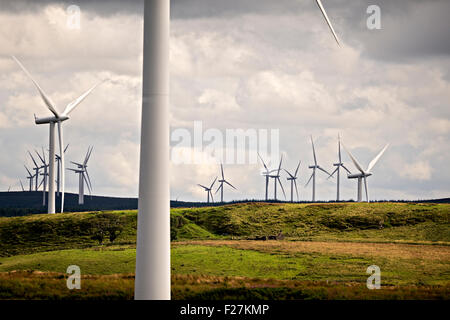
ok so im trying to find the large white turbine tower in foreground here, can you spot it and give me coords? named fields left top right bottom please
left=135, top=0, right=340, bottom=300
left=343, top=143, right=389, bottom=202
left=12, top=56, right=105, bottom=213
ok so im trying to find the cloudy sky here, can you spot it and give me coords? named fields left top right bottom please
left=0, top=0, right=449, bottom=202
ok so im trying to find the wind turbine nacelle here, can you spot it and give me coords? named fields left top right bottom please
left=308, top=165, right=317, bottom=169
left=348, top=172, right=372, bottom=179
left=333, top=163, right=342, bottom=166
left=35, top=115, right=69, bottom=124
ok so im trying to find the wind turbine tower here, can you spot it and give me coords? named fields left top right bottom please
left=268, top=155, right=286, bottom=201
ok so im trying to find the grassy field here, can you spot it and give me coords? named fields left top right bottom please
left=0, top=202, right=449, bottom=299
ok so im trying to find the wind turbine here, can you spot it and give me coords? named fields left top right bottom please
left=215, top=164, right=236, bottom=203
left=12, top=56, right=105, bottom=214
left=328, top=134, right=351, bottom=201
left=55, top=144, right=69, bottom=196
left=342, top=142, right=389, bottom=202
left=35, top=148, right=49, bottom=206
left=198, top=177, right=217, bottom=203
left=19, top=180, right=25, bottom=192
left=268, top=155, right=286, bottom=201
left=305, top=136, right=333, bottom=202
left=28, top=151, right=40, bottom=191
left=68, top=146, right=93, bottom=205
left=257, top=153, right=278, bottom=201
left=24, top=165, right=34, bottom=192
left=285, top=161, right=301, bottom=202
left=135, top=0, right=341, bottom=300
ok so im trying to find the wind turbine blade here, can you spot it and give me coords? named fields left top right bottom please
left=367, top=143, right=389, bottom=172
left=257, top=152, right=269, bottom=173
left=342, top=164, right=352, bottom=174
left=62, top=79, right=107, bottom=116
left=310, top=136, right=317, bottom=166
left=277, top=154, right=283, bottom=175
left=210, top=176, right=217, bottom=189
left=215, top=183, right=223, bottom=195
left=294, top=180, right=299, bottom=201
left=305, top=172, right=314, bottom=187
left=84, top=168, right=93, bottom=192
left=28, top=151, right=38, bottom=168
left=210, top=190, right=214, bottom=203
left=71, top=161, right=83, bottom=167
left=83, top=173, right=92, bottom=195
left=11, top=56, right=60, bottom=117
left=284, top=169, right=294, bottom=179
left=294, top=161, right=301, bottom=177
left=277, top=177, right=286, bottom=199
left=364, top=176, right=369, bottom=202
left=327, top=167, right=338, bottom=180
left=24, top=165, right=32, bottom=176
left=342, top=143, right=365, bottom=174
left=224, top=180, right=236, bottom=190
left=315, top=0, right=340, bottom=46
left=35, top=149, right=45, bottom=164
left=338, top=133, right=342, bottom=163
left=38, top=176, right=44, bottom=189
left=64, top=143, right=69, bottom=153
left=20, top=180, right=25, bottom=191
left=220, top=163, right=224, bottom=180
left=58, top=122, right=65, bottom=213
left=318, top=166, right=332, bottom=177
left=197, top=184, right=208, bottom=189
left=86, top=145, right=94, bottom=163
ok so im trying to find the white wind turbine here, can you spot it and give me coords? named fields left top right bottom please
left=285, top=161, right=301, bottom=202
left=198, top=177, right=217, bottom=204
left=28, top=151, right=40, bottom=191
left=215, top=164, right=236, bottom=203
left=68, top=146, right=93, bottom=205
left=305, top=136, right=333, bottom=202
left=12, top=56, right=105, bottom=213
left=269, top=155, right=286, bottom=201
left=135, top=0, right=340, bottom=300
left=257, top=153, right=278, bottom=201
left=24, top=165, right=34, bottom=192
left=328, top=134, right=351, bottom=201
left=342, top=142, right=389, bottom=202
left=35, top=148, right=49, bottom=206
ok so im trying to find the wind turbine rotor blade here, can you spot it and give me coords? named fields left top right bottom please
left=277, top=177, right=286, bottom=199
left=215, top=183, right=223, bottom=195
left=210, top=176, right=217, bottom=189
left=305, top=172, right=314, bottom=187
left=338, top=134, right=342, bottom=163
left=11, top=56, right=60, bottom=117
left=20, top=180, right=25, bottom=191
left=62, top=79, right=107, bottom=116
left=197, top=184, right=208, bottom=189
left=24, top=165, right=32, bottom=176
left=364, top=176, right=369, bottom=202
left=277, top=154, right=283, bottom=175
left=210, top=190, right=214, bottom=203
left=367, top=143, right=389, bottom=172
left=35, top=149, right=45, bottom=164
left=58, top=122, right=65, bottom=213
left=284, top=169, right=294, bottom=179
left=341, top=164, right=352, bottom=174
left=258, top=152, right=269, bottom=172
left=342, top=143, right=365, bottom=174
left=318, top=166, right=332, bottom=177
left=64, top=143, right=69, bottom=153
left=310, top=136, right=317, bottom=166
left=315, top=0, right=341, bottom=46
left=224, top=180, right=236, bottom=190
left=294, top=161, right=301, bottom=177
left=220, top=163, right=224, bottom=180
left=83, top=173, right=92, bottom=195
left=70, top=161, right=83, bottom=167
left=327, top=167, right=338, bottom=180
left=84, top=168, right=93, bottom=192
left=294, top=180, right=299, bottom=201
left=28, top=151, right=38, bottom=167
